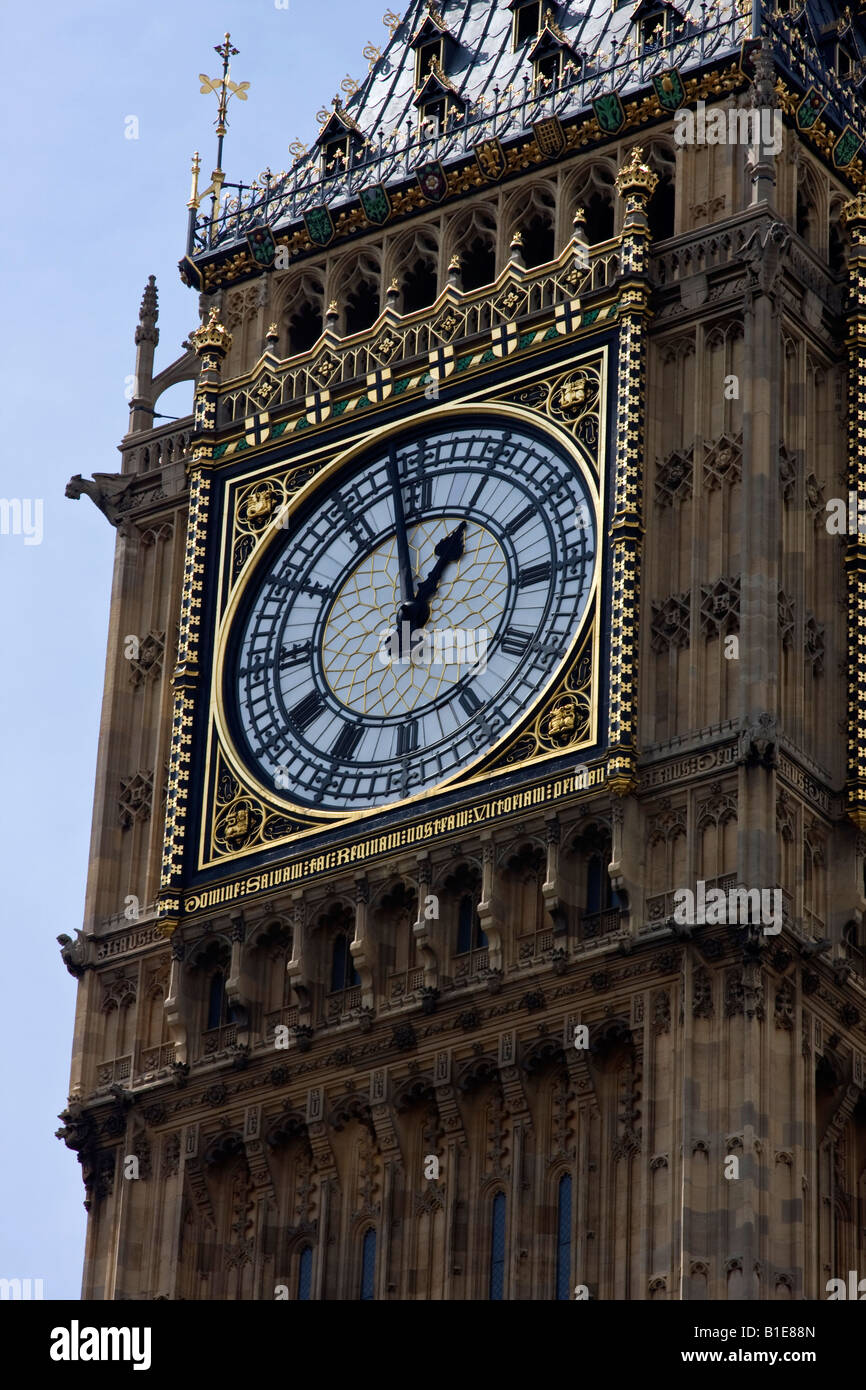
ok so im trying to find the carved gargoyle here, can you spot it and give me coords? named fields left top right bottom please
left=65, top=472, right=133, bottom=526
left=57, top=931, right=87, bottom=978
left=737, top=712, right=778, bottom=769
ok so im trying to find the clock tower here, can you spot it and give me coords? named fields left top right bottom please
left=62, top=0, right=866, bottom=1301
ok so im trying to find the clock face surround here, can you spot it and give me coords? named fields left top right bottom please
left=222, top=410, right=598, bottom=815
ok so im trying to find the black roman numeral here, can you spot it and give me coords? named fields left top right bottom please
left=518, top=561, right=552, bottom=589
left=407, top=476, right=432, bottom=517
left=459, top=687, right=482, bottom=717
left=331, top=723, right=363, bottom=762
left=279, top=639, right=313, bottom=669
left=289, top=690, right=325, bottom=732
left=397, top=720, right=419, bottom=757
left=505, top=503, right=535, bottom=536
left=501, top=626, right=532, bottom=655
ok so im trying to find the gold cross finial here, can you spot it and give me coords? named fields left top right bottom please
left=198, top=32, right=249, bottom=163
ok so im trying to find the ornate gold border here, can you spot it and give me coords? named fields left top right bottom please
left=197, top=363, right=607, bottom=869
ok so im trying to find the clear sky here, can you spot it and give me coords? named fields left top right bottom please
left=0, top=0, right=385, bottom=1300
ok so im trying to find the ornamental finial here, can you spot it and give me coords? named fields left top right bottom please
left=614, top=145, right=658, bottom=199
left=190, top=307, right=232, bottom=357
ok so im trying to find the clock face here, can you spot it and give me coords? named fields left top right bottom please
left=225, top=415, right=596, bottom=812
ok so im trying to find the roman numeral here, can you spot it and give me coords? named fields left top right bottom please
left=505, top=503, right=535, bottom=536
left=271, top=577, right=329, bottom=599
left=459, top=687, right=482, bottom=717
left=397, top=720, right=419, bottom=757
left=289, top=690, right=325, bottom=732
left=501, top=626, right=532, bottom=655
left=331, top=723, right=363, bottom=762
left=407, top=476, right=432, bottom=517
left=467, top=476, right=488, bottom=509
left=279, top=639, right=313, bottom=669
left=518, top=561, right=552, bottom=589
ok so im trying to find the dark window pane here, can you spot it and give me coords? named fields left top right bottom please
left=586, top=856, right=603, bottom=914
left=360, top=1228, right=377, bottom=1300
left=556, top=1175, right=572, bottom=1300
left=207, top=971, right=224, bottom=1030
left=297, top=1245, right=312, bottom=1301
left=457, top=895, right=474, bottom=954
left=331, top=934, right=347, bottom=992
left=489, top=1192, right=506, bottom=1300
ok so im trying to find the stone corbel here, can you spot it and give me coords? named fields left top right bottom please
left=498, top=1031, right=532, bottom=1127
left=164, top=935, right=188, bottom=1064
left=242, top=1104, right=276, bottom=1204
left=369, top=1069, right=404, bottom=1168
left=477, top=834, right=504, bottom=973
left=433, top=1049, right=467, bottom=1153
left=350, top=878, right=375, bottom=1012
left=182, top=1123, right=216, bottom=1229
left=412, top=854, right=439, bottom=989
left=305, top=1087, right=337, bottom=1177
left=542, top=816, right=567, bottom=935
left=286, top=892, right=311, bottom=1023
left=226, top=910, right=251, bottom=1037
left=562, top=1015, right=598, bottom=1108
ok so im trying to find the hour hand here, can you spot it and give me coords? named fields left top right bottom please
left=403, top=521, right=467, bottom=629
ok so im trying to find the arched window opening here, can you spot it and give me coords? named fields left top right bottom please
left=584, top=190, right=615, bottom=244
left=489, top=1192, right=507, bottom=1300
left=297, top=1245, right=313, bottom=1301
left=330, top=932, right=360, bottom=993
left=586, top=855, right=605, bottom=915
left=360, top=1228, right=377, bottom=1300
left=288, top=299, right=323, bottom=356
left=344, top=278, right=380, bottom=336
left=648, top=174, right=675, bottom=241
left=401, top=257, right=439, bottom=314
left=520, top=211, right=555, bottom=268
left=456, top=893, right=487, bottom=955
left=207, top=970, right=228, bottom=1031
left=555, top=1174, right=572, bottom=1300
left=461, top=234, right=497, bottom=291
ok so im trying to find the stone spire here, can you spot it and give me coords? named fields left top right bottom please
left=129, top=275, right=160, bottom=435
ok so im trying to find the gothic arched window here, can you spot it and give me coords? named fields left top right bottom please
left=297, top=1245, right=312, bottom=1301
left=489, top=1192, right=507, bottom=1300
left=360, top=1228, right=377, bottom=1300
left=555, top=1174, right=572, bottom=1300
left=330, top=933, right=360, bottom=993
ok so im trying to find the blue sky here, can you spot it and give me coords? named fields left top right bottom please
left=0, top=0, right=384, bottom=1300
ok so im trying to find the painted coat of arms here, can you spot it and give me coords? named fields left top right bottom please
left=652, top=70, right=685, bottom=111
left=246, top=225, right=277, bottom=267
left=474, top=138, right=506, bottom=181
left=304, top=205, right=335, bottom=247
left=415, top=160, right=448, bottom=203
left=359, top=184, right=392, bottom=225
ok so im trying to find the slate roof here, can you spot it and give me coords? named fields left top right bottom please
left=187, top=0, right=866, bottom=264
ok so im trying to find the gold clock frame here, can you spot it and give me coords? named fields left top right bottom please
left=198, top=351, right=608, bottom=871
